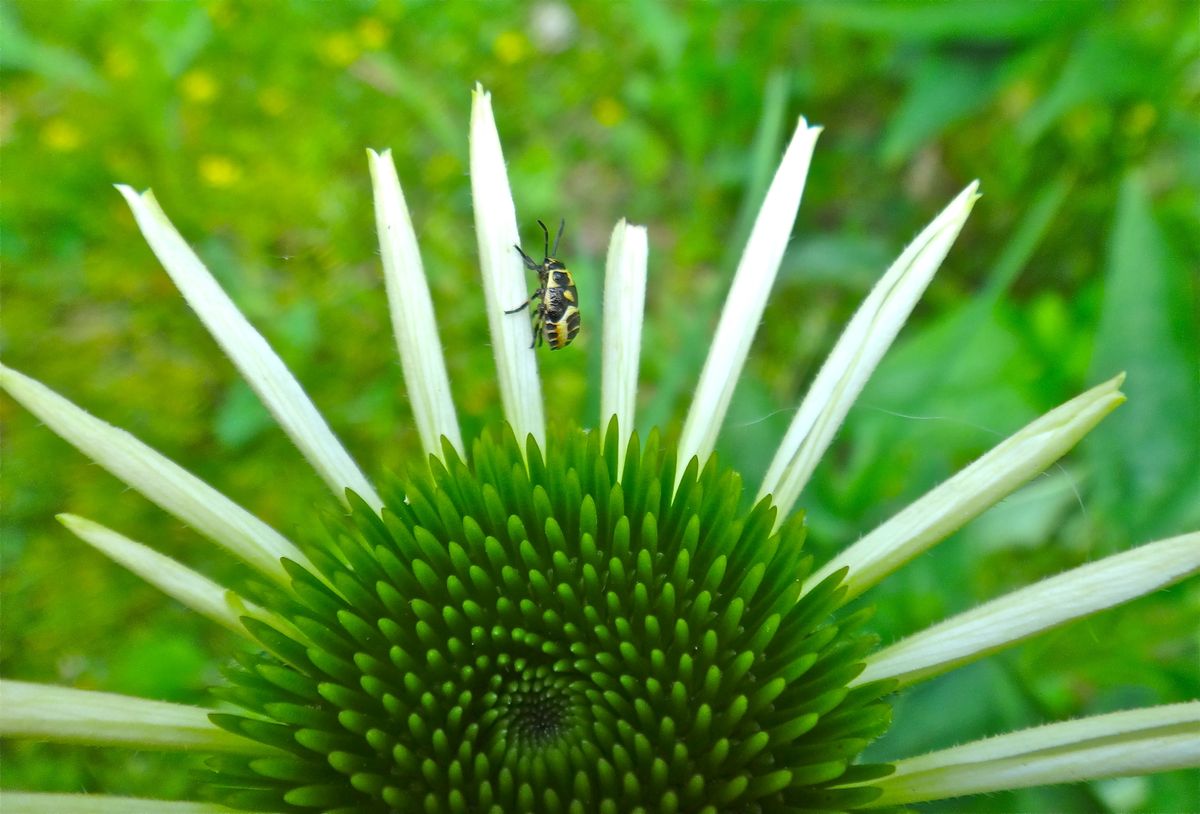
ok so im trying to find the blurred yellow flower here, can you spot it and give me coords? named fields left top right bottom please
left=103, top=46, right=136, bottom=79
left=494, top=30, right=528, bottom=65
left=357, top=17, right=390, bottom=50
left=1064, top=106, right=1105, bottom=144
left=593, top=96, right=625, bottom=127
left=257, top=87, right=290, bottom=116
left=0, top=101, right=14, bottom=144
left=1124, top=102, right=1157, bottom=137
left=1000, top=79, right=1036, bottom=119
left=319, top=32, right=360, bottom=67
left=198, top=155, right=242, bottom=188
left=181, top=70, right=219, bottom=104
left=207, top=0, right=236, bottom=27
left=41, top=119, right=83, bottom=152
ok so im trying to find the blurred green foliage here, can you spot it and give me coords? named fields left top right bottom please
left=2, top=1, right=1197, bottom=810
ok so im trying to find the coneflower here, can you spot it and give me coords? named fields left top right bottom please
left=2, top=85, right=1196, bottom=814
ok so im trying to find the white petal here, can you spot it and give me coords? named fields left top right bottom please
left=0, top=364, right=306, bottom=585
left=367, top=148, right=464, bottom=458
left=116, top=185, right=383, bottom=511
left=469, top=84, right=546, bottom=448
left=57, top=513, right=255, bottom=636
left=857, top=531, right=1200, bottom=687
left=809, top=373, right=1126, bottom=602
left=678, top=118, right=822, bottom=476
left=759, top=181, right=980, bottom=518
left=0, top=680, right=267, bottom=753
left=599, top=218, right=649, bottom=460
left=865, top=702, right=1200, bottom=807
left=1, top=794, right=233, bottom=814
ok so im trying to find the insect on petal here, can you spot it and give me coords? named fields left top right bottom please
left=470, top=84, right=546, bottom=448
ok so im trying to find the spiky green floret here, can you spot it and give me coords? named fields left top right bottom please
left=208, top=422, right=895, bottom=813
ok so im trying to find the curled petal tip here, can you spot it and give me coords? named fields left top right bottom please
left=797, top=116, right=823, bottom=136
left=54, top=512, right=80, bottom=530
left=114, top=183, right=140, bottom=204
left=959, top=180, right=981, bottom=204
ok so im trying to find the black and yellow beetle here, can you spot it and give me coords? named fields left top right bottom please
left=506, top=219, right=580, bottom=350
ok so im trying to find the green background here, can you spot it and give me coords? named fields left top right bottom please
left=2, top=1, right=1198, bottom=810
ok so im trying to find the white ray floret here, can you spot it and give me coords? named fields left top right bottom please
left=0, top=364, right=307, bottom=585
left=116, top=185, right=384, bottom=511
left=57, top=514, right=254, bottom=636
left=865, top=702, right=1200, bottom=807
left=678, top=118, right=822, bottom=476
left=367, top=148, right=464, bottom=458
left=0, top=680, right=269, bottom=753
left=857, top=531, right=1200, bottom=687
left=810, top=373, right=1126, bottom=601
left=470, top=83, right=546, bottom=448
left=759, top=181, right=980, bottom=519
left=600, top=218, right=649, bottom=459
left=1, top=794, right=235, bottom=814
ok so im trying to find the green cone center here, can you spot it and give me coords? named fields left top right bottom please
left=492, top=661, right=580, bottom=749
left=210, top=423, right=894, bottom=813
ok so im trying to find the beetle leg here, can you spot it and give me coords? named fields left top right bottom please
left=504, top=291, right=538, bottom=314
left=530, top=308, right=544, bottom=349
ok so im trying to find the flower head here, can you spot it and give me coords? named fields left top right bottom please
left=2, top=86, right=1197, bottom=813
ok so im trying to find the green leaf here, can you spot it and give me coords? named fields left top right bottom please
left=0, top=4, right=105, bottom=91
left=348, top=54, right=465, bottom=157
left=722, top=71, right=792, bottom=274
left=108, top=626, right=213, bottom=702
left=808, top=0, right=1090, bottom=42
left=1086, top=174, right=1200, bottom=539
left=779, top=233, right=892, bottom=288
left=215, top=380, right=274, bottom=449
left=628, top=0, right=687, bottom=68
left=143, top=2, right=213, bottom=77
left=881, top=55, right=998, bottom=165
left=1020, top=30, right=1165, bottom=143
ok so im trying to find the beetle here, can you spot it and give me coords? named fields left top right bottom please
left=506, top=219, right=581, bottom=350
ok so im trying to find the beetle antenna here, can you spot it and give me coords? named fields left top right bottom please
left=553, top=218, right=565, bottom=257
left=513, top=244, right=539, bottom=270
left=537, top=220, right=550, bottom=259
